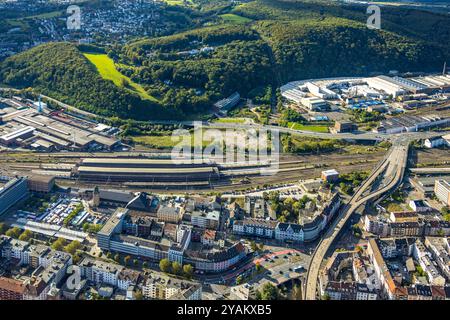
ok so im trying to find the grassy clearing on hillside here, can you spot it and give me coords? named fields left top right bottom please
left=83, top=53, right=158, bottom=102
left=213, top=117, right=246, bottom=124
left=24, top=11, right=63, bottom=19
left=288, top=122, right=329, bottom=133
left=162, top=0, right=191, bottom=6
left=220, top=14, right=253, bottom=24
left=6, top=19, right=29, bottom=29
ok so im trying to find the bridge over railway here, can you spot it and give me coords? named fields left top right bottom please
left=303, top=141, right=410, bottom=300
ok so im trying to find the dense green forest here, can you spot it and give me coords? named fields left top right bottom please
left=0, top=43, right=178, bottom=120
left=0, top=0, right=449, bottom=120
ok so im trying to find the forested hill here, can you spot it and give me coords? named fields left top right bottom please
left=0, top=42, right=179, bottom=120
left=0, top=0, right=449, bottom=121
left=118, top=16, right=448, bottom=103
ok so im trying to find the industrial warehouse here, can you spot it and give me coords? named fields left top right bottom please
left=280, top=73, right=450, bottom=114
left=0, top=96, right=120, bottom=151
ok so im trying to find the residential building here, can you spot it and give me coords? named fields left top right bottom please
left=409, top=200, right=432, bottom=213
left=232, top=219, right=277, bottom=239
left=0, top=277, right=25, bottom=300
left=275, top=223, right=304, bottom=242
left=191, top=211, right=220, bottom=230
left=142, top=274, right=202, bottom=300
left=157, top=206, right=181, bottom=223
left=435, top=179, right=450, bottom=206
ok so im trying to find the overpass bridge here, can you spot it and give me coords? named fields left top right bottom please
left=303, top=142, right=409, bottom=300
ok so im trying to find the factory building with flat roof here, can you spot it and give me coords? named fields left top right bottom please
left=0, top=97, right=120, bottom=151
left=374, top=115, right=450, bottom=134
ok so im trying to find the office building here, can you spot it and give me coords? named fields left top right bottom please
left=0, top=177, right=29, bottom=216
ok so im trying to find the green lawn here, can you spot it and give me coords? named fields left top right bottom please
left=288, top=122, right=329, bottom=133
left=213, top=117, right=246, bottom=124
left=220, top=14, right=253, bottom=24
left=132, top=131, right=216, bottom=149
left=132, top=135, right=179, bottom=149
left=387, top=203, right=404, bottom=212
left=83, top=53, right=158, bottom=102
left=132, top=128, right=243, bottom=149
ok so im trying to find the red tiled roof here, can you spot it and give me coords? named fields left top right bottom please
left=0, top=277, right=26, bottom=294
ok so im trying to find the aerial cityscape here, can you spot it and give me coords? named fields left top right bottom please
left=0, top=0, right=449, bottom=306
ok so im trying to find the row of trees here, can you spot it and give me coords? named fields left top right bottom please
left=338, top=171, right=370, bottom=195
left=159, top=258, right=194, bottom=279
left=3, top=227, right=33, bottom=241
left=264, top=191, right=313, bottom=223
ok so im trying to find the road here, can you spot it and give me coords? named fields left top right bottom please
left=303, top=139, right=409, bottom=300
left=3, top=86, right=449, bottom=143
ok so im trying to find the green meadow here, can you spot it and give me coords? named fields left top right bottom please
left=220, top=14, right=253, bottom=24
left=83, top=53, right=158, bottom=102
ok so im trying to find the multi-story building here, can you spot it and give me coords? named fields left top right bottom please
left=157, top=206, right=181, bottom=223
left=435, top=179, right=450, bottom=206
left=142, top=274, right=202, bottom=300
left=191, top=211, right=220, bottom=230
left=232, top=219, right=277, bottom=239
left=0, top=277, right=25, bottom=300
left=424, top=237, right=450, bottom=280
left=0, top=236, right=30, bottom=264
left=27, top=175, right=55, bottom=193
left=233, top=193, right=340, bottom=243
left=275, top=223, right=304, bottom=242
left=390, top=222, right=421, bottom=237
left=80, top=257, right=123, bottom=287
left=413, top=240, right=446, bottom=287
left=364, top=215, right=390, bottom=237
left=117, top=269, right=141, bottom=291
left=185, top=242, right=247, bottom=273
left=367, top=238, right=398, bottom=300
left=0, top=177, right=29, bottom=216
